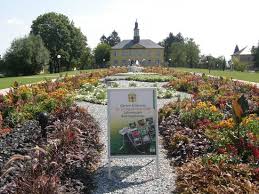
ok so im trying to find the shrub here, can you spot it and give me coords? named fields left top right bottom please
left=175, top=157, right=258, bottom=194
left=0, top=106, right=103, bottom=193
left=180, top=101, right=223, bottom=128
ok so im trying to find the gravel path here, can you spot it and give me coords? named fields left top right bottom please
left=77, top=98, right=177, bottom=194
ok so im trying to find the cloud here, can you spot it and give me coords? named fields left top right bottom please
left=7, top=18, right=24, bottom=25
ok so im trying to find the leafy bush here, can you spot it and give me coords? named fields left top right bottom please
left=3, top=35, right=50, bottom=76
left=180, top=101, right=223, bottom=128
left=160, top=113, right=212, bottom=166
left=0, top=106, right=103, bottom=193
left=175, top=157, right=258, bottom=194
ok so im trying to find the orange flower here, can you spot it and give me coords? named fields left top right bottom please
left=209, top=105, right=217, bottom=112
left=219, top=118, right=234, bottom=129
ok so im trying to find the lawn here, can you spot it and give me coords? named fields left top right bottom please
left=0, top=69, right=97, bottom=89
left=173, top=67, right=259, bottom=83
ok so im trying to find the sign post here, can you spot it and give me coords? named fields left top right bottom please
left=107, top=88, right=159, bottom=179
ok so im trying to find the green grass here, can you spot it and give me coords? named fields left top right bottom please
left=173, top=67, right=259, bottom=83
left=0, top=69, right=96, bottom=89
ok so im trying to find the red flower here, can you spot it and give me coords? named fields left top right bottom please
left=226, top=144, right=238, bottom=155
left=67, top=131, right=75, bottom=142
left=252, top=147, right=259, bottom=160
left=239, top=138, right=244, bottom=145
left=132, top=130, right=140, bottom=137
left=217, top=148, right=226, bottom=154
left=246, top=142, right=254, bottom=150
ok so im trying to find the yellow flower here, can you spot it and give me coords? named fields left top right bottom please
left=219, top=118, right=234, bottom=128
left=209, top=105, right=217, bottom=112
left=196, top=102, right=207, bottom=108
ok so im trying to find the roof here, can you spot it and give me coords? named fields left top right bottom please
left=232, top=46, right=252, bottom=56
left=112, top=39, right=163, bottom=49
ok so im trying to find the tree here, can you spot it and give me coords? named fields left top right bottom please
left=0, top=55, right=3, bottom=73
left=3, top=35, right=49, bottom=76
left=94, top=43, right=111, bottom=68
left=100, top=35, right=108, bottom=45
left=185, top=39, right=200, bottom=68
left=169, top=42, right=186, bottom=67
left=79, top=47, right=94, bottom=69
left=159, top=32, right=184, bottom=62
left=222, top=57, right=226, bottom=71
left=167, top=38, right=200, bottom=68
left=30, top=12, right=88, bottom=73
left=252, top=45, right=259, bottom=69
left=100, top=30, right=120, bottom=47
left=107, top=31, right=121, bottom=47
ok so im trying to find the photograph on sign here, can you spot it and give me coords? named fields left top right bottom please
left=108, top=88, right=157, bottom=156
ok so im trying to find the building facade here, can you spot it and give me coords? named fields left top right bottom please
left=231, top=45, right=255, bottom=70
left=110, top=21, right=164, bottom=66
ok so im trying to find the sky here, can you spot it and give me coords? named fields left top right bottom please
left=1, top=0, right=259, bottom=60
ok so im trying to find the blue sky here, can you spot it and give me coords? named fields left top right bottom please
left=1, top=0, right=259, bottom=60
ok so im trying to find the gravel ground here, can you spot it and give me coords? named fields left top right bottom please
left=76, top=98, right=177, bottom=194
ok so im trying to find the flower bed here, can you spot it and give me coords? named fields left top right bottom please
left=151, top=67, right=259, bottom=193
left=76, top=81, right=178, bottom=104
left=126, top=74, right=175, bottom=82
left=0, top=67, right=126, bottom=193
left=0, top=105, right=103, bottom=193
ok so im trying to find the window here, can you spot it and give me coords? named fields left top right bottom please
left=148, top=60, right=152, bottom=65
left=114, top=51, right=117, bottom=56
left=122, top=50, right=128, bottom=56
left=113, top=60, right=118, bottom=65
left=122, top=60, right=127, bottom=65
left=156, top=59, right=160, bottom=65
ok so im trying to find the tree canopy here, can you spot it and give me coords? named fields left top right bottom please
left=199, top=55, right=227, bottom=70
left=3, top=35, right=49, bottom=76
left=30, top=12, right=88, bottom=72
left=252, top=45, right=259, bottom=68
left=0, top=55, right=3, bottom=73
left=168, top=38, right=200, bottom=68
left=93, top=43, right=111, bottom=68
left=100, top=30, right=121, bottom=47
left=159, top=32, right=184, bottom=61
left=79, top=47, right=94, bottom=70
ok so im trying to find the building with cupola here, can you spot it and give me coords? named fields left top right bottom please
left=110, top=21, right=164, bottom=66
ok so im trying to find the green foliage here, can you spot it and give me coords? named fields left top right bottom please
left=185, top=39, right=200, bottom=68
left=93, top=43, right=111, bottom=68
left=127, top=74, right=175, bottom=82
left=159, top=32, right=184, bottom=62
left=196, top=55, right=227, bottom=70
left=30, top=12, right=89, bottom=73
left=79, top=47, right=94, bottom=69
left=3, top=35, right=49, bottom=76
left=100, top=30, right=121, bottom=47
left=0, top=55, right=4, bottom=73
left=180, top=105, right=223, bottom=128
left=168, top=39, right=200, bottom=68
left=252, top=45, right=259, bottom=68
left=232, top=57, right=248, bottom=72
left=169, top=42, right=187, bottom=67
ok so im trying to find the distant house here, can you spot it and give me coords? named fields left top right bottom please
left=231, top=45, right=255, bottom=70
left=110, top=21, right=164, bottom=66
